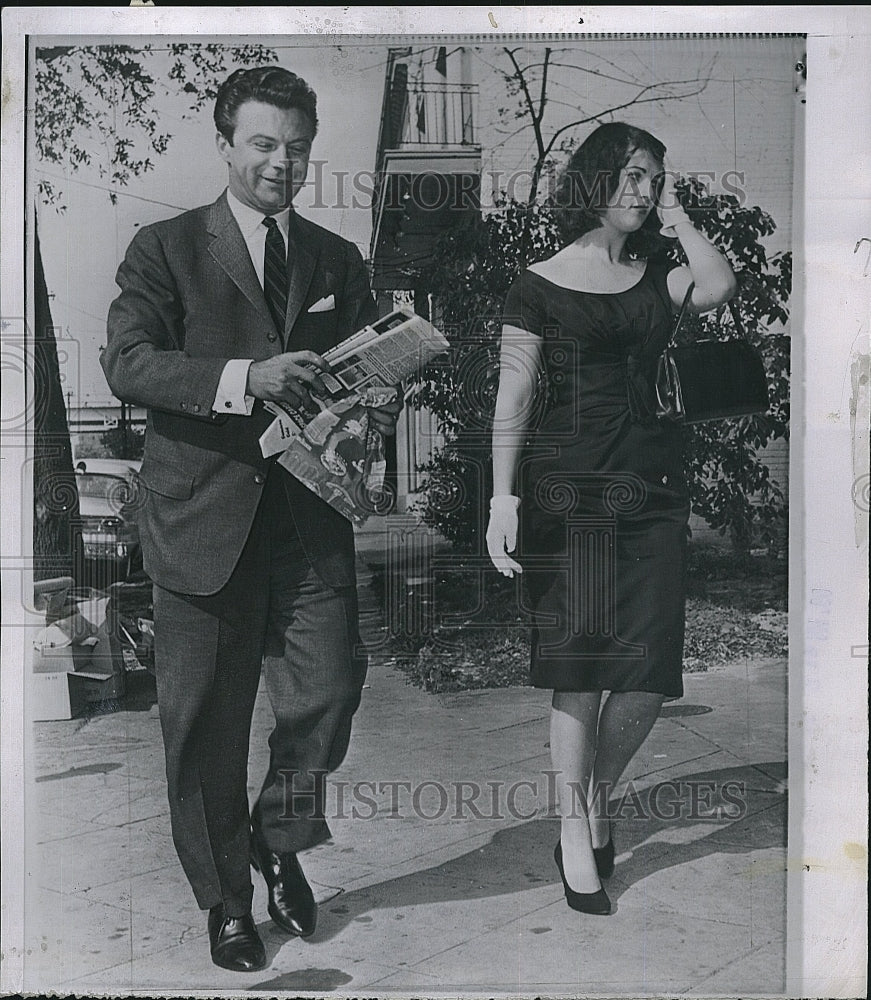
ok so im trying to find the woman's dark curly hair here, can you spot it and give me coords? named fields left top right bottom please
left=553, top=122, right=670, bottom=258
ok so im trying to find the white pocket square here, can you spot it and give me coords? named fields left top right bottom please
left=308, top=294, right=335, bottom=313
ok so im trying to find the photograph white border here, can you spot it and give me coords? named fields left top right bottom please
left=2, top=7, right=868, bottom=998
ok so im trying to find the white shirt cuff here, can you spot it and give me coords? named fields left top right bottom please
left=213, top=359, right=255, bottom=415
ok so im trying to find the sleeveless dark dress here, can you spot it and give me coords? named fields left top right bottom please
left=502, top=260, right=690, bottom=697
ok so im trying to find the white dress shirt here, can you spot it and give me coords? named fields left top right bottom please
left=212, top=189, right=292, bottom=415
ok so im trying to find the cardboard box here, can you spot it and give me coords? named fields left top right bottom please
left=31, top=583, right=128, bottom=717
left=32, top=638, right=95, bottom=674
left=78, top=617, right=121, bottom=675
left=33, top=605, right=122, bottom=675
left=79, top=669, right=126, bottom=704
left=50, top=593, right=111, bottom=646
left=31, top=670, right=90, bottom=721
left=30, top=665, right=125, bottom=719
left=33, top=576, right=75, bottom=623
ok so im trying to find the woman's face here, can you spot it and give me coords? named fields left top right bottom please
left=600, top=147, right=661, bottom=235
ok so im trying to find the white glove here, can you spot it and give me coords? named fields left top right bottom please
left=486, top=495, right=523, bottom=578
left=656, top=168, right=692, bottom=239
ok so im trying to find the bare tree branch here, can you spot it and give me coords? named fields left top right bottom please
left=503, top=47, right=546, bottom=164
left=542, top=79, right=711, bottom=162
left=494, top=46, right=713, bottom=204
left=537, top=48, right=551, bottom=125
left=516, top=58, right=643, bottom=87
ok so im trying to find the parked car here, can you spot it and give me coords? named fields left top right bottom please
left=73, top=457, right=142, bottom=477
left=76, top=469, right=143, bottom=581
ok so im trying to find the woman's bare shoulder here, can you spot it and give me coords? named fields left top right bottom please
left=527, top=248, right=569, bottom=280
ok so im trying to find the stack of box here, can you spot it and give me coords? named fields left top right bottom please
left=31, top=578, right=126, bottom=721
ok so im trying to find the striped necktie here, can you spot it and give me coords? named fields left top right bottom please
left=262, top=216, right=288, bottom=335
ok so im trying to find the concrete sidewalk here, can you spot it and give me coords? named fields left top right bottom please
left=22, top=557, right=787, bottom=996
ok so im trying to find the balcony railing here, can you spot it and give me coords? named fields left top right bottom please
left=393, top=83, right=478, bottom=149
left=371, top=71, right=482, bottom=289
left=377, top=76, right=479, bottom=167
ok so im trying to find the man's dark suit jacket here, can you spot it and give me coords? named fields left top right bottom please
left=102, top=192, right=379, bottom=596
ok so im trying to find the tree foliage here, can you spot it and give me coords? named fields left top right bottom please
left=410, top=178, right=791, bottom=556
left=670, top=178, right=791, bottom=553
left=409, top=199, right=562, bottom=426
left=35, top=42, right=278, bottom=206
left=98, top=423, right=146, bottom=461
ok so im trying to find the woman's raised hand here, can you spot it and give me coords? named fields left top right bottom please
left=486, top=495, right=523, bottom=578
left=655, top=162, right=692, bottom=238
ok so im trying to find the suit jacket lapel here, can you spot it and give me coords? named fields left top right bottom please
left=284, top=213, right=318, bottom=345
left=206, top=194, right=321, bottom=347
left=206, top=194, right=275, bottom=331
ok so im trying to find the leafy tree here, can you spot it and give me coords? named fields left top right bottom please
left=671, top=178, right=791, bottom=554
left=410, top=178, right=791, bottom=556
left=98, top=423, right=146, bottom=461
left=35, top=42, right=278, bottom=206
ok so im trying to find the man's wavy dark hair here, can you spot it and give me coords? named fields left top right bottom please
left=553, top=122, right=670, bottom=258
left=214, top=66, right=318, bottom=142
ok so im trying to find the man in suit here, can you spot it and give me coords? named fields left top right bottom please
left=101, top=66, right=400, bottom=972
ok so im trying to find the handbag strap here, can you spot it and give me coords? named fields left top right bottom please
left=727, top=298, right=746, bottom=337
left=669, top=281, right=747, bottom=346
left=669, top=282, right=695, bottom=347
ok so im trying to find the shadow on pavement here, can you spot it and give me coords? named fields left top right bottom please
left=309, top=760, right=786, bottom=943
left=659, top=702, right=714, bottom=717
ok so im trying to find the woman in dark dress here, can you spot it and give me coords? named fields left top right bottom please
left=486, top=123, right=737, bottom=915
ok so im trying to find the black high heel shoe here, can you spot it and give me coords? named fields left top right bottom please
left=553, top=841, right=611, bottom=915
left=593, top=823, right=615, bottom=879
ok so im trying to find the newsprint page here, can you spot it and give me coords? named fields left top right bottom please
left=1, top=7, right=868, bottom=999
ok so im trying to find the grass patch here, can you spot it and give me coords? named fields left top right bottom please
left=366, top=543, right=787, bottom=694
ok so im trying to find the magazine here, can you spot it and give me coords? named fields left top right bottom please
left=259, top=306, right=449, bottom=524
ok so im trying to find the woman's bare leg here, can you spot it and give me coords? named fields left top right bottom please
left=588, top=691, right=665, bottom=847
left=550, top=690, right=603, bottom=892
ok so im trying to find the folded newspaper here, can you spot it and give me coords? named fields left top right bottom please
left=259, top=305, right=449, bottom=524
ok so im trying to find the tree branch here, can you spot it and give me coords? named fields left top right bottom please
left=541, top=80, right=711, bottom=162
left=503, top=47, right=545, bottom=163
left=35, top=45, right=76, bottom=64
left=34, top=42, right=278, bottom=207
left=536, top=48, right=551, bottom=126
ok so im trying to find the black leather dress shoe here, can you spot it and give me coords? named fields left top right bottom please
left=250, top=830, right=317, bottom=938
left=207, top=904, right=266, bottom=972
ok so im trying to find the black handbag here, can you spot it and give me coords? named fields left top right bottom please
left=656, top=283, right=770, bottom=423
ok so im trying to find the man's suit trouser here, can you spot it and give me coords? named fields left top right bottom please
left=152, top=468, right=367, bottom=917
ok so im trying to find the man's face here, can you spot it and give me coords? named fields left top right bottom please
left=216, top=100, right=314, bottom=214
